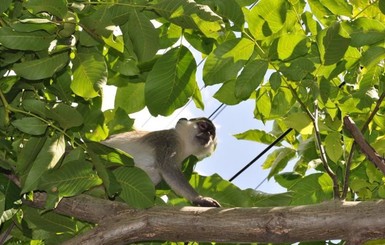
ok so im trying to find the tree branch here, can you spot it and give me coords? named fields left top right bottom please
left=343, top=115, right=385, bottom=175
left=342, top=92, right=385, bottom=199
left=24, top=193, right=385, bottom=244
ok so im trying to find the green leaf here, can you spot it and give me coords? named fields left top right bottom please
left=48, top=104, right=83, bottom=129
left=246, top=0, right=287, bottom=39
left=361, top=46, right=385, bottom=69
left=0, top=27, right=55, bottom=51
left=380, top=0, right=385, bottom=15
left=350, top=18, right=385, bottom=47
left=104, top=108, right=134, bottom=135
left=320, top=0, right=352, bottom=17
left=0, top=0, right=12, bottom=14
left=203, top=38, right=254, bottom=85
left=284, top=112, right=313, bottom=135
left=25, top=0, right=68, bottom=18
left=318, top=22, right=350, bottom=65
left=263, top=148, right=296, bottom=179
left=88, top=150, right=121, bottom=197
left=190, top=173, right=250, bottom=207
left=233, top=129, right=278, bottom=145
left=115, top=82, right=145, bottom=114
left=23, top=206, right=76, bottom=233
left=16, top=136, right=47, bottom=175
left=279, top=57, right=315, bottom=81
left=71, top=52, right=107, bottom=99
left=113, top=166, right=155, bottom=208
left=122, top=10, right=160, bottom=62
left=212, top=0, right=244, bottom=28
left=213, top=79, right=242, bottom=105
left=277, top=33, right=308, bottom=60
left=13, top=53, right=68, bottom=80
left=12, top=117, right=47, bottom=135
left=0, top=174, right=20, bottom=210
left=145, top=46, right=197, bottom=116
left=290, top=173, right=333, bottom=205
left=324, top=132, right=343, bottom=163
left=0, top=76, right=19, bottom=93
left=269, top=72, right=281, bottom=91
left=39, top=160, right=102, bottom=197
left=22, top=134, right=65, bottom=193
left=155, top=0, right=224, bottom=39
left=22, top=99, right=48, bottom=118
left=235, top=59, right=268, bottom=100
left=248, top=190, right=293, bottom=207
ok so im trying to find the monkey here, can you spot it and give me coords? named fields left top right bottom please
left=102, top=117, right=221, bottom=207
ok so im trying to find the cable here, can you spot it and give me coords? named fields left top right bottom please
left=208, top=103, right=226, bottom=120
left=254, top=176, right=268, bottom=190
left=229, top=128, right=293, bottom=182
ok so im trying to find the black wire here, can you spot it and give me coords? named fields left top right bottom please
left=208, top=103, right=226, bottom=120
left=229, top=128, right=293, bottom=182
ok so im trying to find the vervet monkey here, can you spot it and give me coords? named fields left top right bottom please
left=102, top=118, right=221, bottom=207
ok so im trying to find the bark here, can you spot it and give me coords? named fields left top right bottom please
left=25, top=193, right=385, bottom=244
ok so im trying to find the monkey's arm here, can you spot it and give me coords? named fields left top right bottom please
left=159, top=164, right=221, bottom=207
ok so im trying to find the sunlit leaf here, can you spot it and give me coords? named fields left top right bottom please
left=22, top=134, right=65, bottom=193
left=122, top=9, right=159, bottom=62
left=320, top=0, right=352, bottom=17
left=190, top=173, right=250, bottom=207
left=234, top=129, right=278, bottom=145
left=71, top=52, right=107, bottom=99
left=246, top=0, right=287, bottom=39
left=318, top=22, right=350, bottom=65
left=115, top=82, right=145, bottom=114
left=203, top=38, right=253, bottom=85
left=324, top=132, right=343, bottom=163
left=290, top=173, right=333, bottom=205
left=213, top=80, right=242, bottom=105
left=263, top=148, right=296, bottom=179
left=155, top=0, right=224, bottom=39
left=284, top=112, right=313, bottom=135
left=145, top=46, right=197, bottom=116
left=235, top=59, right=268, bottom=100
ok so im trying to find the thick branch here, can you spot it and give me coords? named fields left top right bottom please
left=60, top=200, right=385, bottom=244
left=343, top=116, right=385, bottom=175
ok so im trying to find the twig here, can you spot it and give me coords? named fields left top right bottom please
left=314, top=100, right=340, bottom=199
left=343, top=116, right=385, bottom=175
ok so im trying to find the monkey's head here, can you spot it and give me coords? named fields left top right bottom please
left=176, top=117, right=217, bottom=159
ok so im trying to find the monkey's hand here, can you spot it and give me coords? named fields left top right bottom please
left=193, top=196, right=221, bottom=207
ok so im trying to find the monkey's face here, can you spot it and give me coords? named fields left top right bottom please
left=176, top=118, right=217, bottom=159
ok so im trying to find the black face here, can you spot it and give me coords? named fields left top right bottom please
left=190, top=118, right=216, bottom=145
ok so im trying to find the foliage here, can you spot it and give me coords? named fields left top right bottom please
left=1, top=0, right=385, bottom=244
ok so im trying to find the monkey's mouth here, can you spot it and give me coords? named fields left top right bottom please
left=196, top=132, right=211, bottom=145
